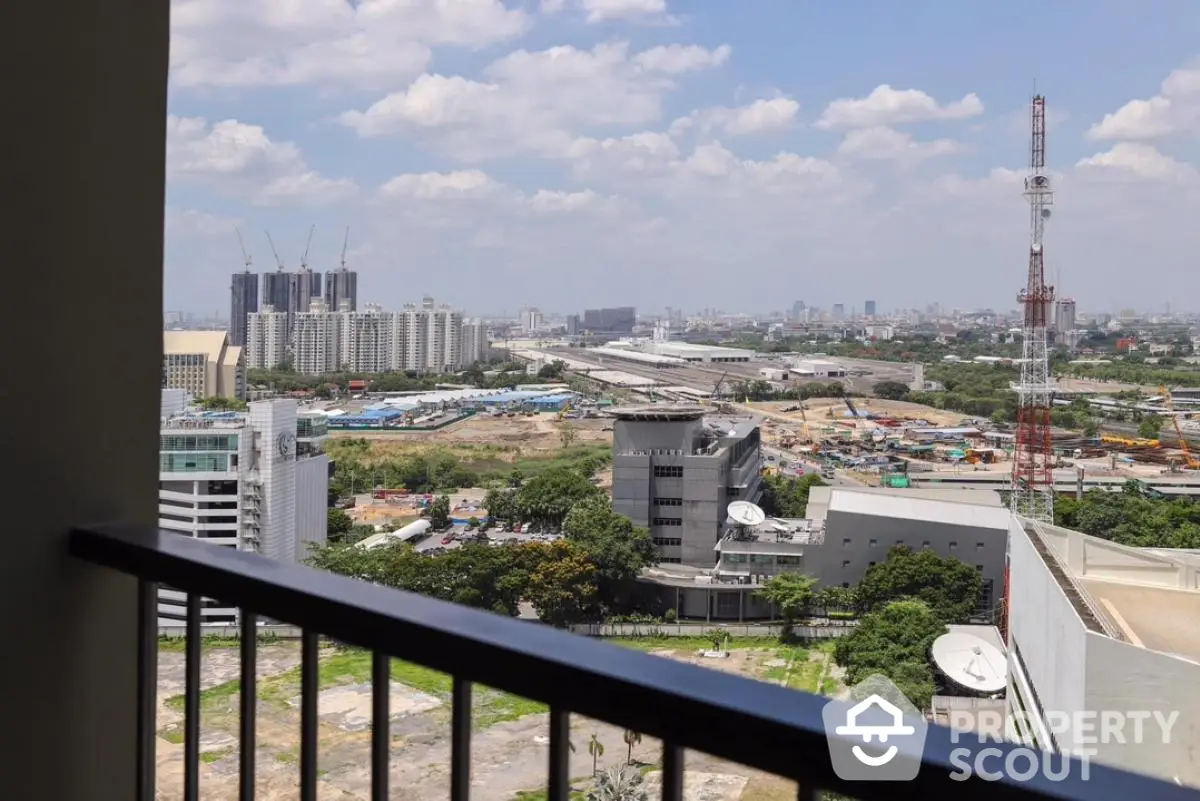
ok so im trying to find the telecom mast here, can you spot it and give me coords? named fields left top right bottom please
left=1011, top=95, right=1056, bottom=522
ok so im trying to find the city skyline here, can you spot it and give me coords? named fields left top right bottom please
left=165, top=1, right=1200, bottom=313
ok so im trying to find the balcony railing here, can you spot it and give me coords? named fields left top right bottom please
left=70, top=524, right=1195, bottom=801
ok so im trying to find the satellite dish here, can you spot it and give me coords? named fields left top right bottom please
left=727, top=501, right=766, bottom=527
left=931, top=632, right=1007, bottom=694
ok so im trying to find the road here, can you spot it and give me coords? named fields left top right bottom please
left=761, top=445, right=868, bottom=487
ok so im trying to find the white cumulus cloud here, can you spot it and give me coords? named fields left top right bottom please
left=816, top=85, right=984, bottom=129
left=1087, top=62, right=1200, bottom=140
left=166, top=115, right=355, bottom=205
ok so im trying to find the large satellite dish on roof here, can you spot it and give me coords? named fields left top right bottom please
left=931, top=632, right=1007, bottom=694
left=727, top=501, right=766, bottom=527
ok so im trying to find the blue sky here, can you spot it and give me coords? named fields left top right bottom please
left=165, top=0, right=1200, bottom=318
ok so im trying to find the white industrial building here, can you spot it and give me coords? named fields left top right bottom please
left=644, top=342, right=754, bottom=363
left=1006, top=518, right=1200, bottom=786
left=792, top=358, right=846, bottom=378
left=158, top=398, right=329, bottom=624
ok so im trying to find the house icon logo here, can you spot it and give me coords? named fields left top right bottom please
left=821, top=674, right=928, bottom=782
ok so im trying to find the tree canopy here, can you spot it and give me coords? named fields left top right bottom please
left=759, top=473, right=826, bottom=517
left=833, top=599, right=945, bottom=709
left=308, top=490, right=654, bottom=626
left=1055, top=481, right=1200, bottom=548
left=756, top=573, right=816, bottom=636
left=856, top=546, right=983, bottom=623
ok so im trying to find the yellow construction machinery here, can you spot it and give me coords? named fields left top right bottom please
left=1160, top=386, right=1200, bottom=469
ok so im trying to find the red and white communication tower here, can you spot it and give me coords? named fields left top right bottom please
left=1011, top=95, right=1056, bottom=521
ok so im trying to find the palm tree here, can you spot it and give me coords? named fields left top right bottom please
left=587, top=733, right=605, bottom=776
left=587, top=764, right=648, bottom=801
left=622, top=729, right=642, bottom=764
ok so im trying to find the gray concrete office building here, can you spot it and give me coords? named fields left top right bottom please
left=229, top=271, right=258, bottom=347
left=611, top=406, right=762, bottom=566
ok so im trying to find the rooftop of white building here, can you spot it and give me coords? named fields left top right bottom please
left=1026, top=520, right=1200, bottom=664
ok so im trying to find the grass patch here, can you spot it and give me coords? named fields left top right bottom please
left=201, top=747, right=234, bottom=764
left=608, top=636, right=773, bottom=653
left=514, top=789, right=587, bottom=801
left=252, top=647, right=546, bottom=728
left=158, top=724, right=185, bottom=744
left=819, top=675, right=841, bottom=696
left=165, top=677, right=243, bottom=713
left=158, top=633, right=282, bottom=652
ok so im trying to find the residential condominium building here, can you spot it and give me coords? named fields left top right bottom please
left=163, top=330, right=245, bottom=400
left=391, top=300, right=463, bottom=373
left=158, top=397, right=329, bottom=624
left=338, top=302, right=393, bottom=373
left=245, top=304, right=289, bottom=370
left=281, top=297, right=467, bottom=375
left=293, top=299, right=340, bottom=374
left=460, top=318, right=489, bottom=366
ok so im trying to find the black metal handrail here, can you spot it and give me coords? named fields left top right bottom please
left=70, top=524, right=1195, bottom=801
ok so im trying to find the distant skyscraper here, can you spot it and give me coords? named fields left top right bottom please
left=229, top=271, right=258, bottom=346
left=325, top=269, right=358, bottom=313
left=864, top=300, right=876, bottom=316
left=832, top=303, right=845, bottom=321
left=791, top=300, right=805, bottom=321
left=290, top=269, right=322, bottom=319
left=566, top=314, right=580, bottom=335
left=262, top=271, right=290, bottom=315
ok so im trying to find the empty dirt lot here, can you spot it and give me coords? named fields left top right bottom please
left=335, top=415, right=612, bottom=452
left=154, top=638, right=843, bottom=801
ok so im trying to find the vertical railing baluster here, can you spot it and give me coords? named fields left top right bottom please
left=371, top=651, right=390, bottom=801
left=661, top=743, right=683, bottom=801
left=184, top=594, right=201, bottom=801
left=450, top=677, right=472, bottom=801
left=136, top=580, right=158, bottom=801
left=547, top=707, right=571, bottom=801
left=239, top=611, right=258, bottom=801
left=300, top=631, right=319, bottom=801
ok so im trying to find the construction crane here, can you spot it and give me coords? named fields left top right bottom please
left=1159, top=385, right=1199, bottom=469
left=299, top=224, right=315, bottom=270
left=265, top=231, right=285, bottom=270
left=339, top=226, right=350, bottom=269
left=234, top=227, right=252, bottom=269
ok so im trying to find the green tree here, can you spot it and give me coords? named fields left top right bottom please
left=562, top=496, right=655, bottom=613
left=484, top=487, right=518, bottom=523
left=856, top=546, right=982, bottom=623
left=756, top=573, right=816, bottom=636
left=197, top=396, right=248, bottom=411
left=759, top=473, right=826, bottom=517
left=326, top=508, right=354, bottom=542
left=1138, top=414, right=1164, bottom=440
left=428, top=495, right=451, bottom=529
left=622, top=730, right=643, bottom=765
left=560, top=421, right=578, bottom=449
left=872, top=380, right=910, bottom=401
left=514, top=466, right=604, bottom=527
left=833, top=599, right=946, bottom=710
left=587, top=733, right=605, bottom=777
left=524, top=541, right=598, bottom=627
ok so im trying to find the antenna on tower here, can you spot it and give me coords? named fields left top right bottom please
left=265, top=231, right=285, bottom=271
left=339, top=226, right=350, bottom=270
left=235, top=227, right=252, bottom=271
left=299, top=224, right=315, bottom=271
